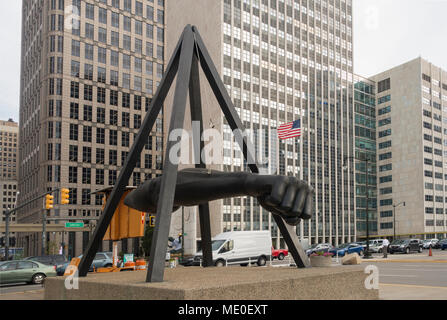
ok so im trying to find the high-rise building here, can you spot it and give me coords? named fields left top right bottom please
left=353, top=75, right=377, bottom=238
left=166, top=0, right=356, bottom=250
left=18, top=0, right=165, bottom=257
left=0, top=119, right=19, bottom=248
left=372, top=57, right=447, bottom=239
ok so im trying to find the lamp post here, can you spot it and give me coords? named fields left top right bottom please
left=344, top=156, right=373, bottom=259
left=393, top=202, right=405, bottom=241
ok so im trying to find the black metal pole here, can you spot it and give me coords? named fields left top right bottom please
left=4, top=209, right=10, bottom=260
left=42, top=209, right=48, bottom=255
left=393, top=204, right=396, bottom=241
left=365, top=159, right=371, bottom=258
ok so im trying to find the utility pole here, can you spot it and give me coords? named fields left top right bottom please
left=42, top=209, right=48, bottom=255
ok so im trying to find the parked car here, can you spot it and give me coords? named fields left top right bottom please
left=439, top=239, right=447, bottom=250
left=56, top=252, right=113, bottom=276
left=306, top=243, right=333, bottom=256
left=272, top=247, right=288, bottom=260
left=422, top=239, right=439, bottom=249
left=433, top=239, right=444, bottom=249
left=0, top=260, right=57, bottom=285
left=388, top=239, right=423, bottom=254
left=187, top=231, right=272, bottom=267
left=24, top=254, right=67, bottom=267
left=368, top=239, right=386, bottom=253
left=329, top=243, right=363, bottom=257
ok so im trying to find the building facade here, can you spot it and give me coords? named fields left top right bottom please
left=18, top=0, right=165, bottom=257
left=0, top=119, right=19, bottom=248
left=372, top=57, right=447, bottom=239
left=353, top=75, right=377, bottom=238
left=167, top=0, right=357, bottom=249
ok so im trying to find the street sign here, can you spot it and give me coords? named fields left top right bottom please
left=149, top=215, right=155, bottom=227
left=124, top=254, right=134, bottom=263
left=65, top=222, right=85, bottom=228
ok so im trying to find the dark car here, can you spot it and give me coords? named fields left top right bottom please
left=389, top=239, right=423, bottom=254
left=433, top=239, right=445, bottom=249
left=24, top=254, right=67, bottom=267
left=439, top=239, right=447, bottom=250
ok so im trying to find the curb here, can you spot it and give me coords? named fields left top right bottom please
left=362, top=259, right=447, bottom=263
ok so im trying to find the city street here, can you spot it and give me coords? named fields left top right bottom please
left=1, top=250, right=445, bottom=300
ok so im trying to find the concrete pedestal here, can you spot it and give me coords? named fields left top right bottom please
left=44, top=266, right=378, bottom=300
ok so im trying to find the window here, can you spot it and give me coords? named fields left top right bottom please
left=379, top=164, right=392, bottom=172
left=97, top=87, right=106, bottom=103
left=98, top=67, right=106, bottom=84
left=96, top=128, right=105, bottom=144
left=71, top=60, right=80, bottom=77
left=134, top=95, right=142, bottom=110
left=379, top=152, right=392, bottom=161
left=84, top=84, right=93, bottom=101
left=110, top=90, right=118, bottom=106
left=112, top=12, right=119, bottom=28
left=98, top=47, right=107, bottom=64
left=380, top=187, right=392, bottom=195
left=379, top=175, right=392, bottom=183
left=82, top=168, right=91, bottom=184
left=378, top=129, right=391, bottom=138
left=85, top=23, right=94, bottom=39
left=99, top=8, right=107, bottom=24
left=378, top=95, right=391, bottom=104
left=69, top=167, right=78, bottom=183
left=96, top=148, right=105, bottom=164
left=97, top=107, right=106, bottom=123
left=83, top=125, right=92, bottom=142
left=83, top=105, right=92, bottom=121
left=72, top=40, right=80, bottom=57
left=111, top=32, right=119, bottom=47
left=123, top=16, right=131, bottom=32
left=96, top=169, right=105, bottom=185
left=70, top=82, right=79, bottom=98
left=70, top=102, right=79, bottom=119
left=86, top=3, right=94, bottom=20
left=84, top=64, right=93, bottom=80
left=122, top=132, right=130, bottom=147
left=378, top=118, right=391, bottom=127
left=83, top=147, right=92, bottom=163
left=377, top=78, right=390, bottom=93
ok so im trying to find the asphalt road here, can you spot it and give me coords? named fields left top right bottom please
left=373, top=262, right=447, bottom=287
left=0, top=283, right=43, bottom=294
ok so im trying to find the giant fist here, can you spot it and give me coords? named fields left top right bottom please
left=124, top=168, right=314, bottom=226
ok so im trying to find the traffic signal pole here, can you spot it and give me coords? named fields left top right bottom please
left=1, top=188, right=66, bottom=260
left=42, top=209, right=48, bottom=255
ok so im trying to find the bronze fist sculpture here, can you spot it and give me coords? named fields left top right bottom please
left=124, top=168, right=314, bottom=226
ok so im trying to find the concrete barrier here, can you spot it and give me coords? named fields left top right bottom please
left=44, top=265, right=378, bottom=300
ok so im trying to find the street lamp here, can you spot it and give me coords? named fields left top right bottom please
left=393, top=202, right=405, bottom=241
left=343, top=156, right=373, bottom=259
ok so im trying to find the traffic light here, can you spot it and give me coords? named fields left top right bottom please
left=61, top=188, right=70, bottom=205
left=45, top=194, right=54, bottom=210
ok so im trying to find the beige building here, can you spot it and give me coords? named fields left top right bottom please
left=0, top=119, right=19, bottom=248
left=372, top=57, right=447, bottom=239
left=18, top=0, right=165, bottom=257
left=167, top=0, right=357, bottom=250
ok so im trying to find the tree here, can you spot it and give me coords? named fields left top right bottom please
left=141, top=225, right=154, bottom=258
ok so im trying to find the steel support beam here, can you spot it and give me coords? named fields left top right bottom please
left=146, top=25, right=196, bottom=282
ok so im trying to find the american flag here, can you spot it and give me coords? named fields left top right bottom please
left=277, top=120, right=301, bottom=139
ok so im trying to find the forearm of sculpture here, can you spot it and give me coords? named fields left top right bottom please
left=124, top=168, right=252, bottom=211
left=124, top=168, right=314, bottom=226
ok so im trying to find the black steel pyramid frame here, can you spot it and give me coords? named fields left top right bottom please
left=78, top=25, right=310, bottom=283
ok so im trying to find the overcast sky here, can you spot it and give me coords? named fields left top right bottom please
left=0, top=0, right=446, bottom=123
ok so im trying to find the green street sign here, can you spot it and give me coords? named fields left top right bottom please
left=65, top=222, right=84, bottom=228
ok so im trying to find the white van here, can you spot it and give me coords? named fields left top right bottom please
left=192, top=231, right=272, bottom=267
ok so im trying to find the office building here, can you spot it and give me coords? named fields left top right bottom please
left=372, top=57, right=447, bottom=239
left=167, top=0, right=357, bottom=250
left=18, top=0, right=165, bottom=257
left=0, top=119, right=19, bottom=248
